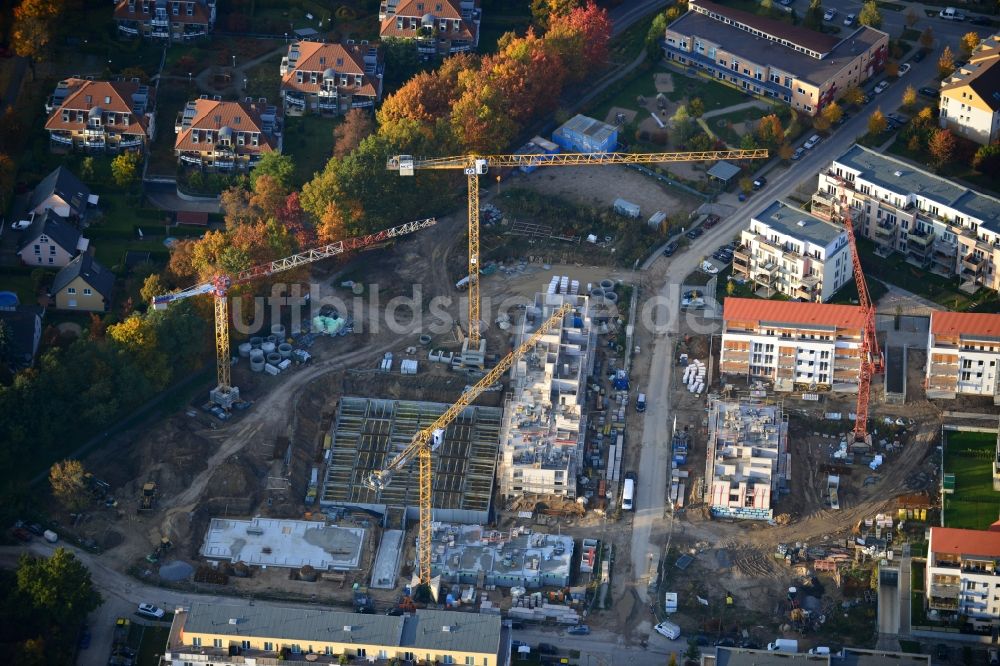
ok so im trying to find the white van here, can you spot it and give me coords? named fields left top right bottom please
left=622, top=477, right=635, bottom=511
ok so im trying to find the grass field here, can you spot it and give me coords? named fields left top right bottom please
left=943, top=430, right=1000, bottom=530
left=282, top=115, right=340, bottom=186
left=128, top=622, right=171, bottom=666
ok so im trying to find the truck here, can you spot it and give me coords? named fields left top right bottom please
left=672, top=431, right=690, bottom=467
left=939, top=7, right=965, bottom=20
left=622, top=475, right=636, bottom=511
left=636, top=393, right=646, bottom=413
left=768, top=639, right=799, bottom=653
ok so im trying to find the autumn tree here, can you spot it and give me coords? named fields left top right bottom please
left=219, top=186, right=255, bottom=227
left=803, top=0, right=823, bottom=30
left=108, top=314, right=170, bottom=389
left=961, top=32, right=981, bottom=57
left=450, top=80, right=519, bottom=153
left=334, top=109, right=375, bottom=158
left=0, top=153, right=15, bottom=214
left=16, top=549, right=102, bottom=627
left=12, top=0, right=65, bottom=61
left=939, top=46, right=956, bottom=77
left=904, top=7, right=919, bottom=27
left=688, top=97, right=705, bottom=118
left=885, top=61, right=899, bottom=77
left=531, top=0, right=581, bottom=28
left=778, top=143, right=794, bottom=161
left=913, top=105, right=935, bottom=129
left=739, top=177, right=754, bottom=194
left=250, top=152, right=295, bottom=190
left=760, top=0, right=774, bottom=15
left=812, top=114, right=831, bottom=131
left=249, top=173, right=288, bottom=220
left=139, top=272, right=166, bottom=305
left=821, top=102, right=843, bottom=126
left=859, top=0, right=882, bottom=28
left=545, top=2, right=612, bottom=83
left=973, top=143, right=1000, bottom=173
left=671, top=104, right=695, bottom=143
left=756, top=114, right=784, bottom=147
left=928, top=128, right=956, bottom=167
left=278, top=191, right=314, bottom=248
left=919, top=26, right=935, bottom=50
left=902, top=85, right=917, bottom=109
left=843, top=85, right=864, bottom=106
left=49, top=459, right=89, bottom=511
left=111, top=151, right=141, bottom=188
left=868, top=108, right=888, bottom=136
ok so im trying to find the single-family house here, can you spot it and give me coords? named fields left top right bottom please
left=20, top=166, right=93, bottom=222
left=51, top=254, right=115, bottom=312
left=16, top=211, right=89, bottom=268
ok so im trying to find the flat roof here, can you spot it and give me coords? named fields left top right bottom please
left=667, top=11, right=886, bottom=86
left=200, top=517, right=365, bottom=570
left=402, top=610, right=502, bottom=655
left=692, top=0, right=839, bottom=53
left=930, top=526, right=1000, bottom=558
left=723, top=297, right=865, bottom=329
left=556, top=114, right=616, bottom=144
left=833, top=144, right=1000, bottom=234
left=430, top=524, right=574, bottom=586
left=714, top=647, right=827, bottom=665
left=838, top=647, right=930, bottom=666
left=753, top=200, right=846, bottom=248
left=708, top=160, right=741, bottom=181
left=930, top=311, right=1000, bottom=340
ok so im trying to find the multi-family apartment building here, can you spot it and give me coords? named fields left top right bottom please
left=279, top=40, right=384, bottom=116
left=720, top=298, right=866, bottom=392
left=814, top=144, right=1000, bottom=293
left=174, top=98, right=280, bottom=171
left=663, top=0, right=888, bottom=115
left=44, top=78, right=155, bottom=154
left=733, top=200, right=852, bottom=302
left=164, top=602, right=505, bottom=666
left=498, top=286, right=593, bottom=500
left=939, top=35, right=1000, bottom=146
left=925, top=311, right=1000, bottom=400
left=114, top=0, right=216, bottom=41
left=925, top=526, right=1000, bottom=631
left=379, top=0, right=481, bottom=57
left=705, top=398, right=788, bottom=521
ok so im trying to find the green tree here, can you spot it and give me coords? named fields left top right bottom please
left=16, top=549, right=102, bottom=626
left=647, top=11, right=668, bottom=57
left=939, top=45, right=956, bottom=77
left=671, top=104, right=695, bottom=143
left=919, top=26, right=934, bottom=50
left=250, top=152, right=295, bottom=190
left=49, top=459, right=89, bottom=511
left=858, top=0, right=882, bottom=28
left=110, top=151, right=140, bottom=188
left=760, top=0, right=774, bottom=15
left=868, top=108, right=888, bottom=136
left=803, top=0, right=823, bottom=30
left=139, top=272, right=166, bottom=305
left=688, top=97, right=705, bottom=118
left=973, top=143, right=1000, bottom=172
left=740, top=133, right=760, bottom=150
left=79, top=155, right=95, bottom=181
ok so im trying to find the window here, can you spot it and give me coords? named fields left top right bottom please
left=378, top=650, right=390, bottom=659
left=213, top=639, right=223, bottom=648
left=33, top=245, right=40, bottom=255
left=241, top=641, right=251, bottom=649
left=466, top=658, right=475, bottom=665
left=48, top=257, right=54, bottom=264
left=68, top=287, right=76, bottom=295
left=83, top=288, right=92, bottom=296
left=356, top=648, right=367, bottom=658
left=442, top=657, right=454, bottom=665
left=192, top=637, right=202, bottom=647
left=264, top=642, right=274, bottom=651
left=50, top=245, right=56, bottom=255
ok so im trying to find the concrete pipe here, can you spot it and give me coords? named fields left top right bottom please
left=238, top=342, right=252, bottom=358
left=604, top=291, right=619, bottom=304
left=278, top=343, right=293, bottom=359
left=419, top=334, right=432, bottom=346
left=266, top=334, right=278, bottom=345
left=266, top=352, right=282, bottom=365
left=599, top=279, right=614, bottom=291
left=250, top=357, right=265, bottom=372
left=261, top=342, right=276, bottom=354
left=250, top=336, right=263, bottom=349
left=271, top=324, right=286, bottom=338
left=590, top=288, right=605, bottom=299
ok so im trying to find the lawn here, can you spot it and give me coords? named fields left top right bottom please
left=0, top=272, right=40, bottom=305
left=243, top=52, right=284, bottom=102
left=282, top=115, right=340, bottom=186
left=943, top=430, right=1000, bottom=530
left=147, top=83, right=200, bottom=178
left=666, top=70, right=751, bottom=110
left=127, top=623, right=171, bottom=666
left=587, top=66, right=659, bottom=125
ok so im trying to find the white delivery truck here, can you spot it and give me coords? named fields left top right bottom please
left=654, top=621, right=681, bottom=639
left=622, top=474, right=636, bottom=511
left=768, top=639, right=799, bottom=653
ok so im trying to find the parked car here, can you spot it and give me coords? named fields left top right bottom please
left=918, top=86, right=939, bottom=98
left=897, top=63, right=911, bottom=75
left=843, top=13, right=856, bottom=25
left=861, top=93, right=872, bottom=104
left=703, top=214, right=721, bottom=229
left=823, top=8, right=836, bottom=20
left=686, top=228, right=704, bottom=239
left=835, top=112, right=849, bottom=127
left=887, top=112, right=909, bottom=126
left=803, top=134, right=821, bottom=149
left=715, top=638, right=736, bottom=648
left=791, top=147, right=805, bottom=160
left=567, top=625, right=591, bottom=635
left=654, top=622, right=681, bottom=639
left=136, top=603, right=165, bottom=619
left=537, top=643, right=558, bottom=655
left=10, top=527, right=31, bottom=542
left=874, top=81, right=889, bottom=94
left=10, top=219, right=31, bottom=230
left=662, top=241, right=679, bottom=256
left=752, top=176, right=767, bottom=190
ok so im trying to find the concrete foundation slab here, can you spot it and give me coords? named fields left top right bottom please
left=371, top=529, right=404, bottom=589
left=200, top=517, right=365, bottom=570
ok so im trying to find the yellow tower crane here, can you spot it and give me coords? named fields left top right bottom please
left=365, top=301, right=574, bottom=586
left=388, top=149, right=769, bottom=362
left=151, top=218, right=437, bottom=408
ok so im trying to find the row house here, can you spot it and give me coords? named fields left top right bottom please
left=663, top=0, right=888, bottom=115
left=44, top=78, right=155, bottom=154
left=720, top=298, right=865, bottom=393
left=732, top=200, right=852, bottom=302
left=926, top=311, right=1000, bottom=401
left=925, top=526, right=1000, bottom=631
left=279, top=40, right=384, bottom=116
left=939, top=34, right=1000, bottom=146
left=174, top=98, right=280, bottom=172
left=379, top=0, right=481, bottom=57
left=813, top=144, right=1000, bottom=294
left=114, top=0, right=216, bottom=41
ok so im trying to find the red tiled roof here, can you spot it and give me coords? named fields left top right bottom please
left=379, top=0, right=478, bottom=43
left=931, top=311, right=1000, bottom=338
left=44, top=79, right=153, bottom=137
left=394, top=0, right=464, bottom=20
left=280, top=42, right=380, bottom=98
left=723, top=297, right=865, bottom=329
left=931, top=527, right=1000, bottom=558
left=113, top=0, right=212, bottom=25
left=379, top=18, right=475, bottom=41
left=692, top=0, right=840, bottom=54
left=174, top=99, right=275, bottom=154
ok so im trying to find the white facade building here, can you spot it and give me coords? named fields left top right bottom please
left=926, top=311, right=1000, bottom=400
left=925, top=526, right=1000, bottom=631
left=719, top=298, right=865, bottom=392
left=499, top=287, right=594, bottom=499
left=732, top=200, right=852, bottom=302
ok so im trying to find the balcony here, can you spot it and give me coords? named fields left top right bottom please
left=962, top=253, right=985, bottom=276
left=167, top=646, right=399, bottom=666
left=874, top=221, right=895, bottom=238
left=908, top=229, right=934, bottom=249
left=50, top=133, right=74, bottom=145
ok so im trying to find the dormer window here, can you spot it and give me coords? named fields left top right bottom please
left=39, top=235, right=48, bottom=243
left=192, top=131, right=199, bottom=143
left=397, top=17, right=402, bottom=28
left=319, top=57, right=326, bottom=65
left=336, top=58, right=343, bottom=66
left=62, top=110, right=69, bottom=122
left=296, top=71, right=303, bottom=83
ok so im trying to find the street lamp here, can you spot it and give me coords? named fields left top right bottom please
left=188, top=72, right=192, bottom=83
left=232, top=55, right=236, bottom=68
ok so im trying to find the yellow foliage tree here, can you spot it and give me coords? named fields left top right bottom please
left=49, top=459, right=89, bottom=511
left=868, top=108, right=888, bottom=136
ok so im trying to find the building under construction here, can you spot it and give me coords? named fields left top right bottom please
left=498, top=288, right=594, bottom=500
left=705, top=398, right=789, bottom=521
left=320, top=398, right=503, bottom=524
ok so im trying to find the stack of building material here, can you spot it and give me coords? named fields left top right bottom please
left=400, top=359, right=418, bottom=374
left=683, top=359, right=706, bottom=394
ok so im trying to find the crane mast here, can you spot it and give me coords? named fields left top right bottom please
left=388, top=149, right=769, bottom=361
left=829, top=176, right=882, bottom=442
left=365, top=302, right=574, bottom=585
left=151, top=218, right=437, bottom=407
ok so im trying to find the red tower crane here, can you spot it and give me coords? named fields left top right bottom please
left=829, top=176, right=883, bottom=443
